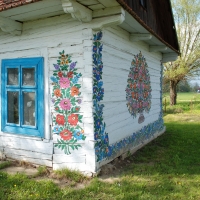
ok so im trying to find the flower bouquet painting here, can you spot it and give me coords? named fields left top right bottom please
left=126, top=52, right=152, bottom=124
left=51, top=50, right=86, bottom=155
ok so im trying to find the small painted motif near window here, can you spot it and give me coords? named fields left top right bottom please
left=51, top=51, right=86, bottom=154
left=126, top=52, right=152, bottom=124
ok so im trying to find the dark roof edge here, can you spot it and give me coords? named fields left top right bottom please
left=168, top=0, right=180, bottom=53
left=116, top=0, right=180, bottom=55
left=0, top=0, right=42, bottom=12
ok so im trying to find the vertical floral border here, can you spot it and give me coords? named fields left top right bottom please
left=93, top=31, right=164, bottom=162
left=51, top=51, right=86, bottom=155
left=92, top=32, right=110, bottom=162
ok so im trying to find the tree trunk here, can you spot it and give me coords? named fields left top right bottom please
left=170, top=80, right=178, bottom=105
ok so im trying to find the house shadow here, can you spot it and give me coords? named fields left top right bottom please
left=99, top=122, right=200, bottom=178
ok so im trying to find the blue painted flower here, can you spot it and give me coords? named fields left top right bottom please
left=104, top=134, right=109, bottom=144
left=95, top=147, right=100, bottom=155
left=93, top=53, right=97, bottom=59
left=50, top=76, right=58, bottom=83
left=53, top=64, right=60, bottom=70
left=93, top=67, right=97, bottom=74
left=97, top=58, right=102, bottom=65
left=99, top=88, right=104, bottom=95
left=73, top=130, right=83, bottom=140
left=53, top=126, right=61, bottom=134
left=106, top=146, right=113, bottom=157
left=96, top=94, right=102, bottom=102
left=72, top=76, right=79, bottom=84
left=98, top=81, right=103, bottom=88
left=95, top=72, right=101, bottom=81
left=93, top=86, right=98, bottom=94
left=95, top=119, right=101, bottom=129
left=93, top=46, right=97, bottom=53
left=94, top=101, right=104, bottom=116
left=99, top=150, right=105, bottom=160
left=99, top=65, right=103, bottom=72
left=117, top=142, right=122, bottom=150
left=94, top=132, right=99, bottom=140
left=98, top=45, right=103, bottom=53
left=100, top=124, right=105, bottom=135
left=95, top=31, right=103, bottom=40
left=77, top=99, right=82, bottom=104
left=70, top=62, right=76, bottom=70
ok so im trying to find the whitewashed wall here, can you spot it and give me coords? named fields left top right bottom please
left=0, top=14, right=96, bottom=172
left=0, top=13, right=165, bottom=173
left=94, top=27, right=164, bottom=168
left=102, top=27, right=162, bottom=144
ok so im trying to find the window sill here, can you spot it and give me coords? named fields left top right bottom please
left=0, top=131, right=51, bottom=142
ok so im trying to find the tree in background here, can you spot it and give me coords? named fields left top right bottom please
left=163, top=0, right=200, bottom=105
left=191, top=82, right=200, bottom=92
left=163, top=80, right=192, bottom=93
left=177, top=80, right=191, bottom=92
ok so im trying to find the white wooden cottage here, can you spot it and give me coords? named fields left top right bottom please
left=0, top=0, right=179, bottom=174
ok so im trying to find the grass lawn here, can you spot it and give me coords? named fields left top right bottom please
left=0, top=93, right=200, bottom=199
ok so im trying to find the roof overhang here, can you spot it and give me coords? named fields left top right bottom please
left=0, top=0, right=178, bottom=62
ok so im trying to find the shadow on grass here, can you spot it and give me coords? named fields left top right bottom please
left=122, top=122, right=200, bottom=176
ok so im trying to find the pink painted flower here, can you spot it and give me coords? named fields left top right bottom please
left=59, top=77, right=70, bottom=88
left=60, top=99, right=71, bottom=110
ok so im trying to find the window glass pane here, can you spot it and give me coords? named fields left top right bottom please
left=23, top=92, right=36, bottom=126
left=22, top=68, right=35, bottom=86
left=7, top=68, right=18, bottom=85
left=7, top=91, right=19, bottom=124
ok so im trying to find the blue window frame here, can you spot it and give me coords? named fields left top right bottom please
left=1, top=57, right=44, bottom=137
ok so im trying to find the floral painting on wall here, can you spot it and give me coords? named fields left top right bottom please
left=51, top=51, right=86, bottom=154
left=126, top=52, right=152, bottom=124
left=93, top=32, right=164, bottom=162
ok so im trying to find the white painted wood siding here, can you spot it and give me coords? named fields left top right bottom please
left=101, top=27, right=163, bottom=144
left=0, top=14, right=95, bottom=171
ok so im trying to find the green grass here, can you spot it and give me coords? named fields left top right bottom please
left=0, top=161, right=11, bottom=169
left=163, top=92, right=200, bottom=114
left=0, top=93, right=200, bottom=199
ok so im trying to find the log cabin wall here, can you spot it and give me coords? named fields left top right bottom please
left=95, top=27, right=165, bottom=169
left=0, top=14, right=95, bottom=172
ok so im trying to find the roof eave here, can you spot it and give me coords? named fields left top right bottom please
left=116, top=0, right=180, bottom=55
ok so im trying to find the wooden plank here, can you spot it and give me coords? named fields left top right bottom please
left=53, top=154, right=86, bottom=163
left=107, top=113, right=161, bottom=144
left=97, top=0, right=119, bottom=7
left=5, top=154, right=52, bottom=167
left=2, top=136, right=53, bottom=155
left=93, top=6, right=122, bottom=18
left=23, top=14, right=72, bottom=30
left=77, top=0, right=99, bottom=6
left=11, top=7, right=64, bottom=22
left=4, top=148, right=52, bottom=160
left=103, top=103, right=160, bottom=118
left=88, top=4, right=105, bottom=10
left=49, top=45, right=83, bottom=58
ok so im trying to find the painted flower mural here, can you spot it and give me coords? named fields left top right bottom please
left=126, top=52, right=152, bottom=124
left=51, top=51, right=86, bottom=154
left=93, top=32, right=164, bottom=162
